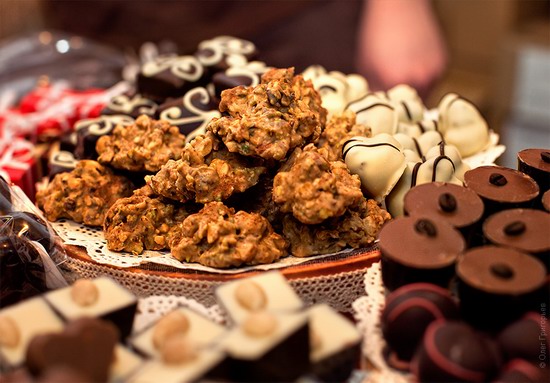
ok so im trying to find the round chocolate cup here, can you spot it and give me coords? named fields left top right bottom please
left=463, top=166, right=539, bottom=218
left=456, top=246, right=546, bottom=331
left=483, top=208, right=550, bottom=272
left=517, top=148, right=550, bottom=195
left=379, top=216, right=465, bottom=291
left=404, top=182, right=484, bottom=246
left=542, top=190, right=550, bottom=213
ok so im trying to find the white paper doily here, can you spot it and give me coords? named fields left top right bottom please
left=352, top=262, right=412, bottom=383
left=50, top=219, right=356, bottom=274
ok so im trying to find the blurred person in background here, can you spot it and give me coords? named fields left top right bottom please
left=16, top=0, right=446, bottom=99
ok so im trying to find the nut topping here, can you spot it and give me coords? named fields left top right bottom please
left=0, top=316, right=20, bottom=348
left=235, top=281, right=267, bottom=312
left=152, top=311, right=190, bottom=350
left=242, top=311, right=278, bottom=338
left=70, top=279, right=99, bottom=307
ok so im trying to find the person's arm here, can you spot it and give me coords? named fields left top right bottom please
left=355, top=0, right=447, bottom=98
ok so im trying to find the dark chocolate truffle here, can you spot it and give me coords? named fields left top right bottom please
left=463, top=166, right=539, bottom=216
left=381, top=283, right=460, bottom=366
left=102, top=92, right=158, bottom=119
left=495, top=359, right=548, bottom=382
left=411, top=320, right=501, bottom=382
left=483, top=208, right=550, bottom=271
left=456, top=246, right=546, bottom=331
left=518, top=148, right=550, bottom=194
left=137, top=55, right=206, bottom=101
left=497, top=312, right=549, bottom=366
left=379, top=216, right=466, bottom=291
left=156, top=87, right=220, bottom=136
left=404, top=182, right=484, bottom=245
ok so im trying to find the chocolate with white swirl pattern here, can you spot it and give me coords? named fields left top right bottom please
left=74, top=115, right=135, bottom=160
left=102, top=92, right=158, bottom=118
left=195, top=35, right=258, bottom=73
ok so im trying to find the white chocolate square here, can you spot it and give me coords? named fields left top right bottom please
left=308, top=304, right=361, bottom=362
left=131, top=307, right=225, bottom=358
left=220, top=311, right=308, bottom=360
left=215, top=271, right=303, bottom=324
left=44, top=277, right=136, bottom=320
left=127, top=349, right=225, bottom=383
left=0, top=297, right=64, bottom=367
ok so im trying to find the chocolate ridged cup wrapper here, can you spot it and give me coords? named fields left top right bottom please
left=379, top=216, right=466, bottom=291
left=483, top=208, right=550, bottom=272
left=463, top=166, right=539, bottom=218
left=404, top=182, right=484, bottom=247
left=456, top=246, right=547, bottom=332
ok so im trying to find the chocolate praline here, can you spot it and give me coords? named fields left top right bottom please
left=379, top=216, right=466, bottom=291
left=404, top=182, right=484, bottom=245
left=463, top=166, right=539, bottom=216
left=542, top=190, right=550, bottom=213
left=411, top=320, right=501, bottom=383
left=381, top=283, right=460, bottom=367
left=495, top=359, right=548, bottom=382
left=497, top=312, right=549, bottom=366
left=456, top=246, right=546, bottom=331
left=517, top=148, right=550, bottom=194
left=483, top=208, right=550, bottom=271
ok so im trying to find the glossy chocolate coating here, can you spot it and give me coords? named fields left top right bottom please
left=495, top=359, right=548, bottom=382
left=379, top=216, right=465, bottom=291
left=48, top=151, right=79, bottom=180
left=412, top=320, right=501, bottom=382
left=518, top=148, right=550, bottom=194
left=464, top=166, right=539, bottom=215
left=543, top=190, right=550, bottom=213
left=456, top=246, right=546, bottom=331
left=381, top=283, right=460, bottom=363
left=102, top=92, right=158, bottom=119
left=498, top=312, right=549, bottom=365
left=74, top=115, right=135, bottom=160
left=483, top=209, right=550, bottom=270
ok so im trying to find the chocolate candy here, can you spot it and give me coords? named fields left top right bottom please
left=4, top=211, right=54, bottom=252
left=157, top=87, right=221, bottom=137
left=543, top=190, right=550, bottom=212
left=74, top=115, right=135, bottom=160
left=379, top=216, right=465, bottom=291
left=137, top=55, right=206, bottom=101
left=483, top=208, right=550, bottom=271
left=59, top=132, right=78, bottom=154
left=495, top=359, right=547, bottom=382
left=412, top=320, right=501, bottom=382
left=456, top=246, right=547, bottom=331
left=26, top=317, right=119, bottom=382
left=464, top=166, right=540, bottom=217
left=381, top=283, right=460, bottom=367
left=0, top=176, right=13, bottom=215
left=346, top=93, right=398, bottom=136
left=195, top=35, right=258, bottom=73
left=102, top=92, right=158, bottom=118
left=212, top=61, right=270, bottom=98
left=0, top=233, right=47, bottom=308
left=497, top=312, right=549, bottom=366
left=48, top=151, right=78, bottom=180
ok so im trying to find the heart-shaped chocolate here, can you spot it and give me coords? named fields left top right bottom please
left=26, top=317, right=119, bottom=382
left=438, top=93, right=490, bottom=157
left=343, top=134, right=406, bottom=202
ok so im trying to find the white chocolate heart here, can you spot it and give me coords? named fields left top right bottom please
left=343, top=133, right=406, bottom=202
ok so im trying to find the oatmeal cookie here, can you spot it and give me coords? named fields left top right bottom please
left=36, top=160, right=134, bottom=226
left=317, top=110, right=372, bottom=161
left=207, top=67, right=326, bottom=161
left=96, top=115, right=186, bottom=172
left=282, top=198, right=391, bottom=257
left=103, top=185, right=191, bottom=254
left=272, top=144, right=364, bottom=225
left=148, top=132, right=266, bottom=203
left=169, top=202, right=287, bottom=268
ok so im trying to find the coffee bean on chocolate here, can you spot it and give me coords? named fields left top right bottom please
left=490, top=263, right=515, bottom=280
left=489, top=173, right=508, bottom=186
left=541, top=151, right=550, bottom=163
left=414, top=219, right=437, bottom=237
left=438, top=193, right=457, bottom=212
left=503, top=221, right=526, bottom=236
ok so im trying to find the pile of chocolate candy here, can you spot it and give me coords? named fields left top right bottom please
left=0, top=271, right=362, bottom=382
left=377, top=148, right=550, bottom=382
